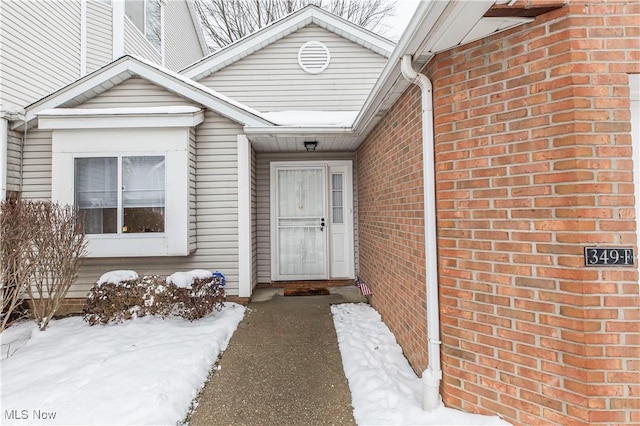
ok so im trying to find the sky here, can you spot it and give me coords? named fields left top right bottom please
left=383, top=0, right=421, bottom=41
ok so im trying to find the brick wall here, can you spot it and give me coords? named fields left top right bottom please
left=357, top=1, right=639, bottom=424
left=357, top=85, right=429, bottom=373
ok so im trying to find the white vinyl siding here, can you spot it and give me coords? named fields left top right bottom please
left=0, top=0, right=81, bottom=109
left=21, top=129, right=53, bottom=200
left=163, top=0, right=205, bottom=71
left=199, top=25, right=387, bottom=112
left=80, top=77, right=199, bottom=108
left=6, top=130, right=22, bottom=192
left=23, top=81, right=243, bottom=297
left=86, top=0, right=113, bottom=73
left=58, top=111, right=241, bottom=298
left=123, top=17, right=161, bottom=64
left=45, top=111, right=240, bottom=299
left=255, top=152, right=357, bottom=284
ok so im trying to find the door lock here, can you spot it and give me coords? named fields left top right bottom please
left=320, top=218, right=326, bottom=231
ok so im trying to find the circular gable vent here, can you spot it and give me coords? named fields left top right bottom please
left=298, top=41, right=330, bottom=74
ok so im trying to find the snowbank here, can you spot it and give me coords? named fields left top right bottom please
left=166, top=269, right=213, bottom=288
left=332, top=303, right=510, bottom=425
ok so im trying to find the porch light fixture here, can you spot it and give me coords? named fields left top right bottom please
left=304, top=141, right=318, bottom=152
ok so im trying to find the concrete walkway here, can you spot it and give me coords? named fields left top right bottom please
left=190, top=287, right=366, bottom=426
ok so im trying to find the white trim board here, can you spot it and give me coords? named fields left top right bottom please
left=21, top=56, right=273, bottom=129
left=630, top=74, right=639, bottom=265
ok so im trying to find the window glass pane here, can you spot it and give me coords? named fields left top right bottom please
left=75, top=157, right=117, bottom=234
left=146, top=0, right=162, bottom=51
left=332, top=173, right=343, bottom=224
left=123, top=156, right=165, bottom=233
left=125, top=0, right=144, bottom=32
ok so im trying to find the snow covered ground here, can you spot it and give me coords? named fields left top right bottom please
left=0, top=305, right=245, bottom=425
left=2, top=297, right=508, bottom=425
left=332, top=303, right=510, bottom=426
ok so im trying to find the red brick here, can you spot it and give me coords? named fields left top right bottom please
left=356, top=2, right=640, bottom=424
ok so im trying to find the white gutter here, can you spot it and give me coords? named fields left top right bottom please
left=400, top=54, right=442, bottom=412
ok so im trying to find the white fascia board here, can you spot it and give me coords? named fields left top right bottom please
left=181, top=6, right=394, bottom=79
left=22, top=57, right=273, bottom=128
left=38, top=109, right=205, bottom=130
left=422, top=1, right=495, bottom=54
left=308, top=10, right=394, bottom=56
left=354, top=0, right=519, bottom=137
left=461, top=16, right=534, bottom=45
left=353, top=0, right=448, bottom=134
left=23, top=60, right=138, bottom=124
left=243, top=126, right=353, bottom=136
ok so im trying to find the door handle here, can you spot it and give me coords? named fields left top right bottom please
left=320, top=218, right=325, bottom=231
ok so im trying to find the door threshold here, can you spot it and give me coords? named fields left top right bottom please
left=258, top=279, right=354, bottom=289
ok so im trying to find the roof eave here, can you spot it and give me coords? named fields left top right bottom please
left=18, top=56, right=273, bottom=130
left=354, top=0, right=535, bottom=142
left=180, top=5, right=394, bottom=81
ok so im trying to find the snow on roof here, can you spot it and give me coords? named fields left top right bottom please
left=37, top=106, right=202, bottom=116
left=261, top=110, right=358, bottom=127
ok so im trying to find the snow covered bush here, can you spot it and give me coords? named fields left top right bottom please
left=170, top=271, right=226, bottom=321
left=0, top=200, right=87, bottom=331
left=83, top=270, right=226, bottom=325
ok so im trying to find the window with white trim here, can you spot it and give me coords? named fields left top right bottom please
left=75, top=155, right=165, bottom=235
left=38, top=106, right=204, bottom=258
left=125, top=0, right=162, bottom=51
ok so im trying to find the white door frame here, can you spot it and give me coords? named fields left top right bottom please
left=630, top=74, right=639, bottom=263
left=270, top=160, right=354, bottom=281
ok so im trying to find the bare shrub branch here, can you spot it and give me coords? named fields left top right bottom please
left=1, top=200, right=87, bottom=332
left=1, top=201, right=36, bottom=332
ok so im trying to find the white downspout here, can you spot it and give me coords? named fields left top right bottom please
left=400, top=54, right=442, bottom=411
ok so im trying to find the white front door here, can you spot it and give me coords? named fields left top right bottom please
left=271, top=161, right=354, bottom=281
left=273, top=165, right=328, bottom=280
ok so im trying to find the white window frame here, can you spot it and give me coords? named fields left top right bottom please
left=40, top=108, right=203, bottom=257
left=124, top=0, right=163, bottom=53
left=74, top=153, right=166, bottom=236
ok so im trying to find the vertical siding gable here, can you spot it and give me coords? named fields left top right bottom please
left=199, top=24, right=388, bottom=112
